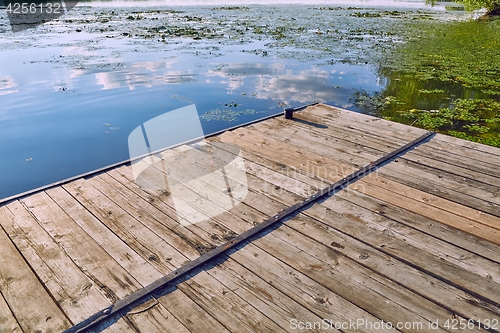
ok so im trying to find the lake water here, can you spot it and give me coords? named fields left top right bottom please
left=0, top=1, right=463, bottom=200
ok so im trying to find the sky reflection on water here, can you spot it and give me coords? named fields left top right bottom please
left=0, top=3, right=404, bottom=200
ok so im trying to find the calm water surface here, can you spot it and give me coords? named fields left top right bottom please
left=0, top=1, right=458, bottom=200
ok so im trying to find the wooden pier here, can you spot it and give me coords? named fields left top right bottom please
left=1, top=103, right=499, bottom=333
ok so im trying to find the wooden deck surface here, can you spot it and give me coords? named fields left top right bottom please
left=1, top=103, right=499, bottom=333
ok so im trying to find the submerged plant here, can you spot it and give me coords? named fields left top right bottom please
left=384, top=20, right=500, bottom=93
left=398, top=99, right=500, bottom=146
left=367, top=19, right=500, bottom=147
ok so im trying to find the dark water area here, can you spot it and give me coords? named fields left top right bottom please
left=0, top=2, right=492, bottom=200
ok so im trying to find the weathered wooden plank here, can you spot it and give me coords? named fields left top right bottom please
left=205, top=140, right=330, bottom=190
left=202, top=137, right=500, bottom=314
left=245, top=118, right=500, bottom=207
left=127, top=144, right=306, bottom=243
left=219, top=130, right=341, bottom=184
left=131, top=152, right=384, bottom=331
left=215, top=140, right=320, bottom=195
left=172, top=141, right=319, bottom=202
left=212, top=133, right=500, bottom=248
left=362, top=174, right=500, bottom=231
left=2, top=201, right=111, bottom=321
left=21, top=191, right=187, bottom=333
left=355, top=179, right=500, bottom=246
left=432, top=132, right=500, bottom=156
left=206, top=258, right=333, bottom=333
left=0, top=211, right=70, bottom=333
left=45, top=186, right=163, bottom=287
left=125, top=300, right=191, bottom=333
left=21, top=192, right=144, bottom=299
left=220, top=179, right=500, bottom=329
left=100, top=168, right=239, bottom=254
left=311, top=103, right=500, bottom=157
left=150, top=144, right=490, bottom=330
left=284, top=220, right=492, bottom=330
left=0, top=292, right=23, bottom=333
left=158, top=145, right=247, bottom=204
left=147, top=167, right=390, bottom=333
left=157, top=158, right=500, bottom=332
left=221, top=126, right=499, bottom=227
left=205, top=138, right=331, bottom=199
left=124, top=158, right=213, bottom=225
left=178, top=271, right=288, bottom=333
left=68, top=171, right=296, bottom=331
left=155, top=286, right=232, bottom=333
left=137, top=153, right=241, bottom=235
left=251, top=228, right=452, bottom=333
left=1, top=203, right=140, bottom=332
left=90, top=173, right=215, bottom=258
left=335, top=186, right=500, bottom=265
left=104, top=166, right=223, bottom=253
left=238, top=157, right=497, bottom=308
left=197, top=148, right=494, bottom=326
left=131, top=147, right=356, bottom=330
left=210, top=134, right=500, bottom=266
left=376, top=173, right=500, bottom=218
left=103, top=169, right=247, bottom=271
left=290, top=105, right=500, bottom=183
left=57, top=175, right=254, bottom=328
left=225, top=248, right=394, bottom=333
left=108, top=146, right=394, bottom=332
left=288, top=110, right=500, bottom=179
left=306, top=104, right=500, bottom=179
left=271, top=223, right=489, bottom=332
left=140, top=144, right=272, bottom=241
left=264, top=115, right=500, bottom=185
left=253, top=119, right=386, bottom=166
left=254, top=115, right=500, bottom=229
left=388, top=157, right=500, bottom=200
left=283, top=212, right=500, bottom=324
left=62, top=178, right=191, bottom=273
left=306, top=104, right=426, bottom=136
left=223, top=125, right=500, bottom=220
left=305, top=197, right=500, bottom=307
left=162, top=142, right=316, bottom=199
left=406, top=143, right=500, bottom=179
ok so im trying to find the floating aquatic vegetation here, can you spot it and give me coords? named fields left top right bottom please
left=317, top=6, right=364, bottom=10
left=223, top=102, right=239, bottom=107
left=211, top=6, right=249, bottom=11
left=369, top=19, right=500, bottom=146
left=396, top=99, right=500, bottom=146
left=356, top=93, right=500, bottom=147
left=5, top=4, right=495, bottom=146
left=384, top=20, right=500, bottom=93
left=417, top=89, right=445, bottom=94
left=45, top=4, right=447, bottom=65
left=201, top=108, right=259, bottom=122
left=351, top=10, right=415, bottom=18
left=351, top=12, right=382, bottom=18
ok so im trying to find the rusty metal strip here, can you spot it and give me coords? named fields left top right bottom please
left=64, top=128, right=434, bottom=333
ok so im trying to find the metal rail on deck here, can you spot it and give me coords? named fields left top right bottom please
left=64, top=123, right=434, bottom=333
